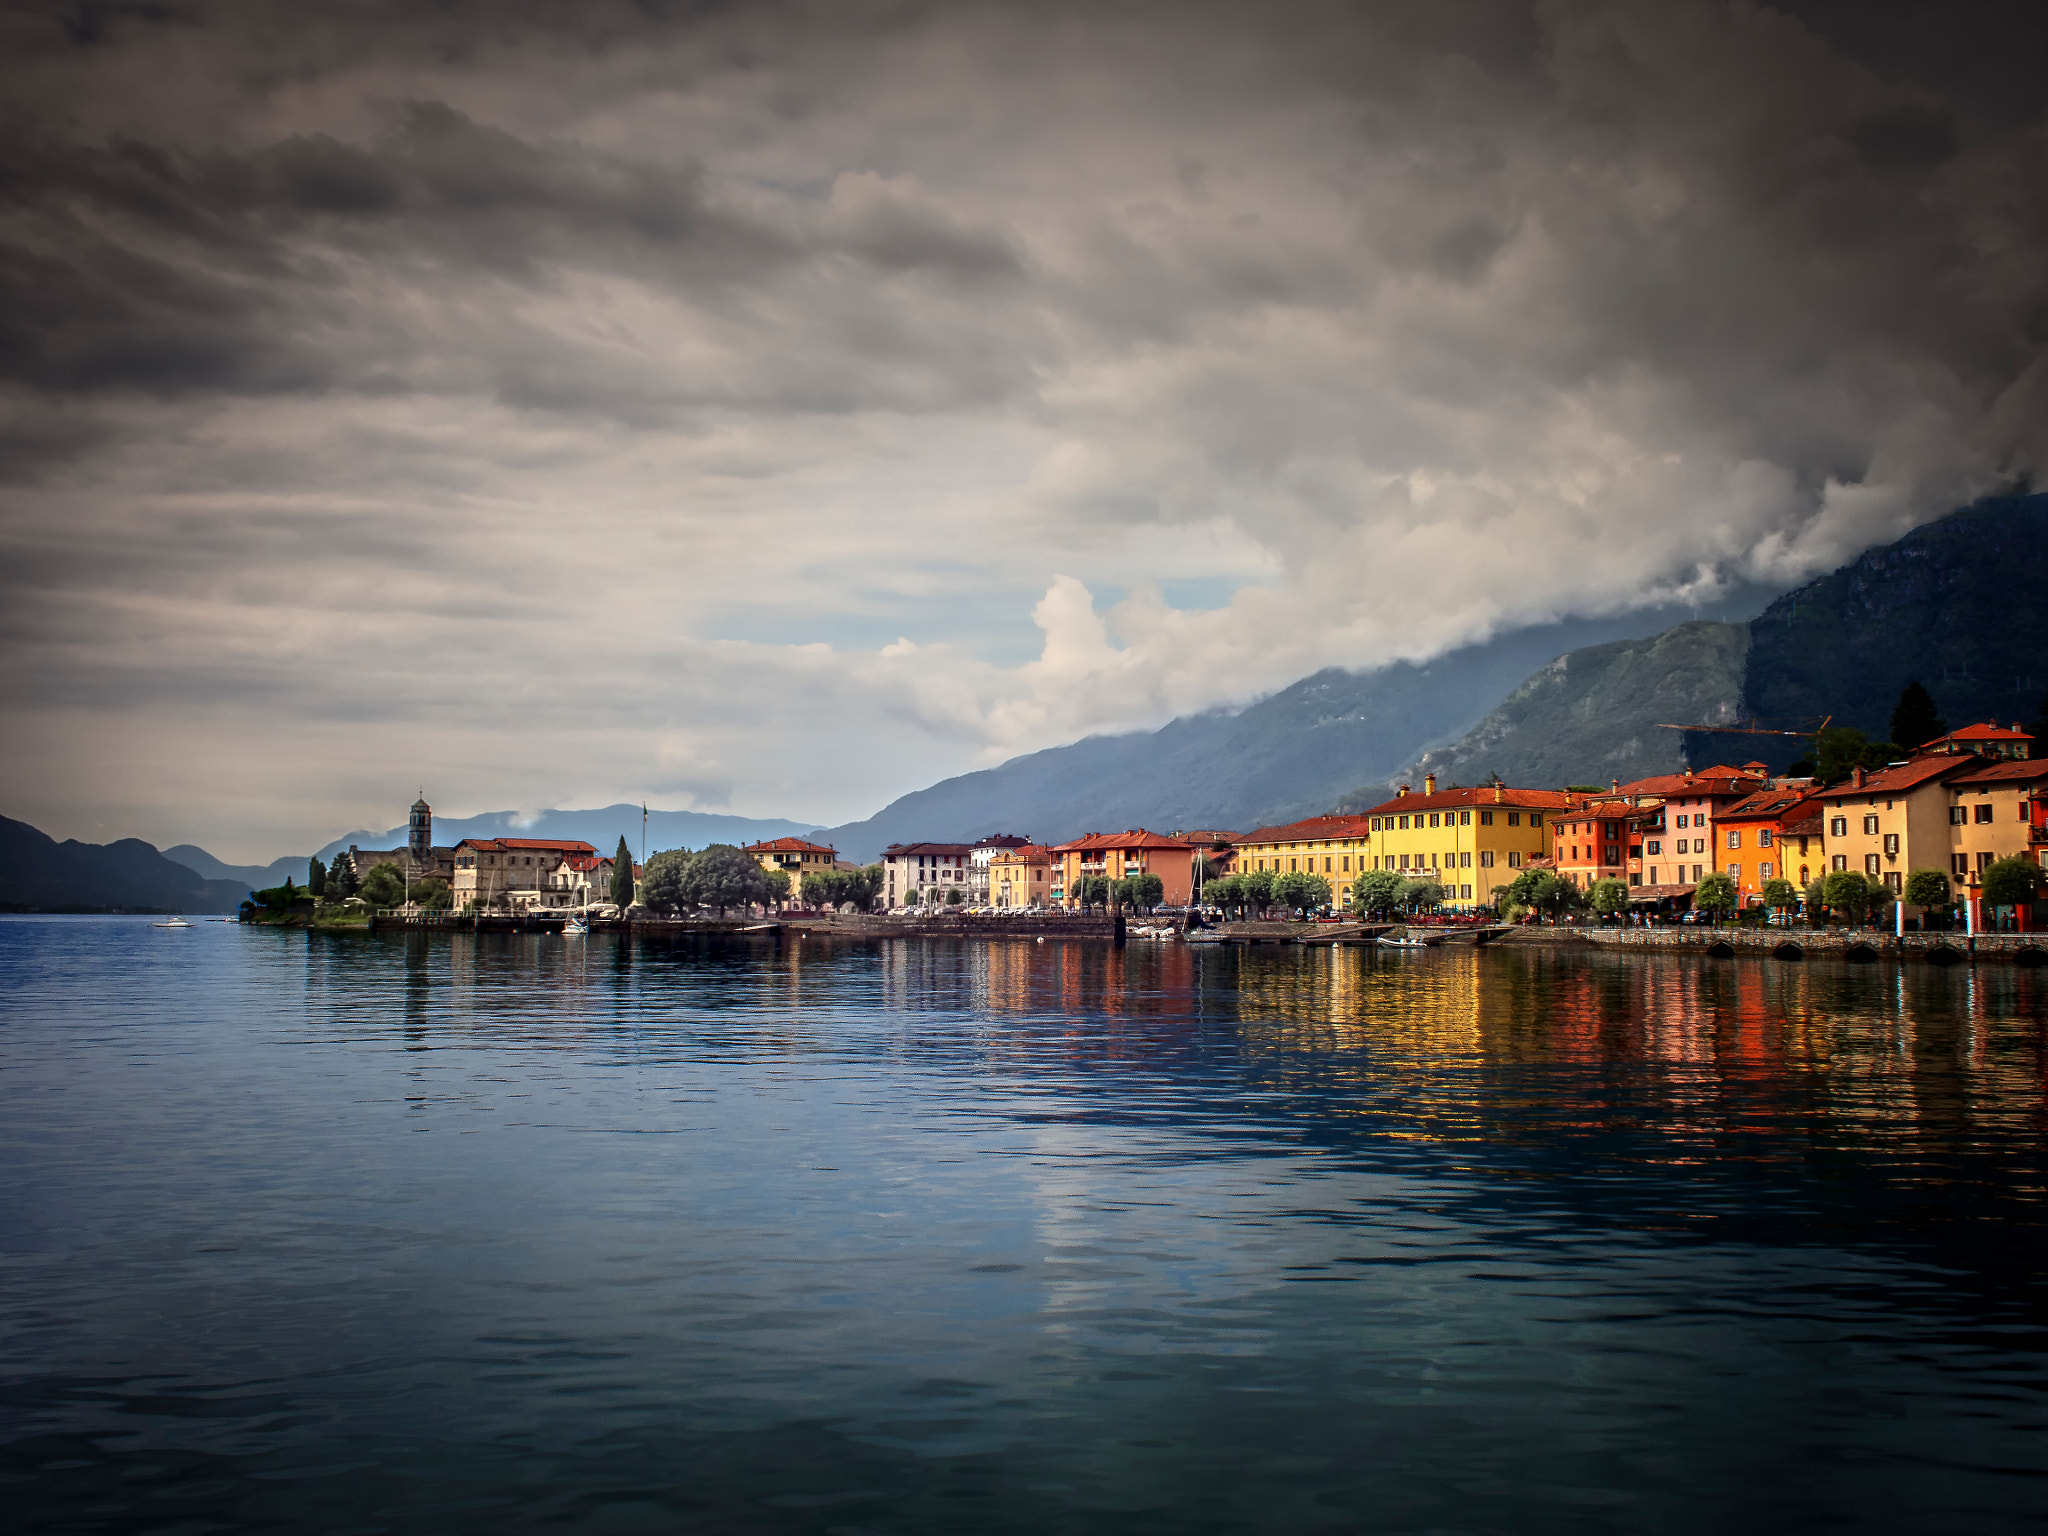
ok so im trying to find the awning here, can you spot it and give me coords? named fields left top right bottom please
left=1627, top=882, right=1698, bottom=903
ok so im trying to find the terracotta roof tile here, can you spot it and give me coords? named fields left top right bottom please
left=1357, top=786, right=1573, bottom=817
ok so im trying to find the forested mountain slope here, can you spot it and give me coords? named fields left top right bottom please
left=1, top=816, right=255, bottom=912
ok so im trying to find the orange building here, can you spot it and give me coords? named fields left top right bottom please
left=1550, top=797, right=1665, bottom=891
left=987, top=844, right=1057, bottom=908
left=1051, top=830, right=1200, bottom=909
left=1713, top=788, right=1826, bottom=905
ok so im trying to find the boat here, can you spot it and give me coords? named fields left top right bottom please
left=562, top=916, right=588, bottom=936
left=152, top=916, right=194, bottom=929
left=1377, top=934, right=1434, bottom=949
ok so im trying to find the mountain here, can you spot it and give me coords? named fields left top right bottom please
left=1743, top=491, right=2048, bottom=766
left=165, top=846, right=311, bottom=891
left=1336, top=622, right=1750, bottom=807
left=310, top=804, right=825, bottom=864
left=1334, top=491, right=2048, bottom=799
left=1, top=816, right=255, bottom=912
left=816, top=593, right=1775, bottom=862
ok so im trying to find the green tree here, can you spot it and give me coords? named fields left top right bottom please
left=1400, top=877, right=1445, bottom=913
left=307, top=856, right=327, bottom=898
left=639, top=849, right=694, bottom=912
left=946, top=886, right=963, bottom=906
left=610, top=837, right=636, bottom=908
left=1821, top=868, right=1872, bottom=923
left=1118, top=872, right=1166, bottom=911
left=1274, top=870, right=1331, bottom=917
left=412, top=877, right=452, bottom=910
left=1980, top=855, right=2045, bottom=909
left=801, top=868, right=844, bottom=908
left=1760, top=877, right=1798, bottom=916
left=1352, top=867, right=1403, bottom=919
left=1693, top=871, right=1738, bottom=922
left=766, top=868, right=793, bottom=906
left=1203, top=874, right=1243, bottom=917
left=1588, top=877, right=1629, bottom=921
left=1803, top=876, right=1829, bottom=916
left=326, top=855, right=359, bottom=902
left=358, top=862, right=407, bottom=909
left=1902, top=868, right=1951, bottom=909
left=1888, top=680, right=1947, bottom=752
left=680, top=844, right=774, bottom=914
left=1240, top=869, right=1276, bottom=917
left=1814, top=726, right=1900, bottom=786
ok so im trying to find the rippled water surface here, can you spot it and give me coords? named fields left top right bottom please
left=4, top=916, right=2046, bottom=1533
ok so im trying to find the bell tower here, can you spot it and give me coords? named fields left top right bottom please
left=409, top=792, right=432, bottom=864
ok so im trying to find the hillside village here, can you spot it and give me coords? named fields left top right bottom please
left=322, top=702, right=2047, bottom=933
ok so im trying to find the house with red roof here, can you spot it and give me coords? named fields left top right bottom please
left=1050, top=829, right=1202, bottom=909
left=744, top=837, right=839, bottom=905
left=1918, top=722, right=2035, bottom=762
left=1356, top=775, right=1573, bottom=909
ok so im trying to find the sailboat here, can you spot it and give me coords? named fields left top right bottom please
left=152, top=915, right=194, bottom=929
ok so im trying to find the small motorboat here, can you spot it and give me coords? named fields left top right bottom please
left=562, top=916, right=589, bottom=936
left=1377, top=934, right=1433, bottom=949
left=152, top=916, right=194, bottom=929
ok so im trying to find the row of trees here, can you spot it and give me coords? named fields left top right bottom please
left=638, top=845, right=890, bottom=915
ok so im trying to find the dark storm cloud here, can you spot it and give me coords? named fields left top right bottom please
left=2, top=0, right=2045, bottom=856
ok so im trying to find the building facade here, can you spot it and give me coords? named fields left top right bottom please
left=745, top=837, right=840, bottom=903
left=969, top=834, right=1034, bottom=902
left=1812, top=758, right=1976, bottom=895
left=1051, top=831, right=1200, bottom=909
left=345, top=794, right=457, bottom=886
left=1712, top=789, right=1826, bottom=903
left=1359, top=778, right=1571, bottom=909
left=987, top=845, right=1056, bottom=908
left=1230, top=816, right=1375, bottom=907
left=1944, top=758, right=2048, bottom=916
left=880, top=843, right=976, bottom=908
left=451, top=837, right=600, bottom=910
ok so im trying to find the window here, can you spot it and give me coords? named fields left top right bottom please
left=1864, top=854, right=1881, bottom=876
left=1605, top=844, right=1620, bottom=865
left=1978, top=851, right=1996, bottom=872
left=1760, top=862, right=1773, bottom=879
left=1399, top=815, right=1410, bottom=830
left=1883, top=833, right=1898, bottom=858
left=1341, top=856, right=1350, bottom=872
left=1950, top=804, right=1967, bottom=825
left=1507, top=812, right=1521, bottom=827
left=1479, top=811, right=1494, bottom=826
left=1676, top=814, right=1689, bottom=828
left=1460, top=884, right=1473, bottom=900
left=1428, top=812, right=1440, bottom=827
left=1460, top=852, right=1472, bottom=868
left=1974, top=803, right=1994, bottom=824
left=1460, top=811, right=1472, bottom=826
left=1727, top=830, right=1741, bottom=849
left=1531, top=815, right=1543, bottom=828
left=1862, top=815, right=1880, bottom=835
left=1758, top=829, right=1772, bottom=847
left=1728, top=864, right=1741, bottom=879
left=1507, top=852, right=1522, bottom=868
left=1479, top=851, right=1495, bottom=868
left=1832, top=855, right=1848, bottom=872
left=1646, top=840, right=1661, bottom=855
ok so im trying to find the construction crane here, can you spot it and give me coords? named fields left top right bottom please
left=1654, top=715, right=1831, bottom=737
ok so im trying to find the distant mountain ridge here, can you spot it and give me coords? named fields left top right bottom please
left=1, top=815, right=254, bottom=912
left=310, top=804, right=823, bottom=864
left=816, top=592, right=1776, bottom=862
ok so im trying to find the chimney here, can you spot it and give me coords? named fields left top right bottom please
left=1494, top=783, right=1503, bottom=803
left=1852, top=765, right=1865, bottom=789
left=1684, top=766, right=1694, bottom=782
left=1397, top=783, right=1409, bottom=797
left=1611, top=778, right=1620, bottom=794
left=1424, top=773, right=1437, bottom=795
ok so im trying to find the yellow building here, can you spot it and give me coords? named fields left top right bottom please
left=987, top=844, right=1056, bottom=908
left=744, top=837, right=840, bottom=899
left=1811, top=757, right=1975, bottom=897
left=1359, top=776, right=1570, bottom=909
left=1230, top=815, right=1375, bottom=908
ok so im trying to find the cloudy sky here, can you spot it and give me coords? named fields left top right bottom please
left=3, top=0, right=2044, bottom=859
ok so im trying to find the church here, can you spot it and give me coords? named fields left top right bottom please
left=343, top=795, right=457, bottom=885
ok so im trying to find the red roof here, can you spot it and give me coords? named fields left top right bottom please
left=1051, top=829, right=1199, bottom=853
left=1614, top=766, right=1764, bottom=799
left=1932, top=723, right=2033, bottom=743
left=744, top=837, right=837, bottom=854
left=987, top=844, right=1056, bottom=861
left=1236, top=814, right=1376, bottom=844
left=456, top=837, right=598, bottom=854
left=1717, top=790, right=1824, bottom=823
left=1357, top=785, right=1573, bottom=817
left=883, top=842, right=976, bottom=858
left=1946, top=759, right=2047, bottom=787
left=1815, top=757, right=1975, bottom=799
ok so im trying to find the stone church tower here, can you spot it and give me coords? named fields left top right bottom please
left=409, top=794, right=432, bottom=866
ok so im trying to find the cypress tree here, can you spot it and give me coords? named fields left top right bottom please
left=610, top=836, right=636, bottom=907
left=308, top=856, right=326, bottom=897
left=1888, top=680, right=1946, bottom=751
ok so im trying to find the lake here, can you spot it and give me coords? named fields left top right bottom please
left=2, top=916, right=2044, bottom=1533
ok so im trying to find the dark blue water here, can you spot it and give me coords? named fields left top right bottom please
left=3, top=917, right=2045, bottom=1534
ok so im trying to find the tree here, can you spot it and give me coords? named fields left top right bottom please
left=946, top=886, right=963, bottom=906
left=680, top=844, right=774, bottom=914
left=326, top=855, right=359, bottom=903
left=1352, top=867, right=1404, bottom=919
left=1400, top=877, right=1445, bottom=913
left=1588, top=877, right=1629, bottom=920
left=1117, top=872, right=1166, bottom=912
left=1803, top=876, right=1829, bottom=916
left=2027, top=691, right=2048, bottom=760
left=639, top=849, right=694, bottom=912
left=1760, top=877, right=1798, bottom=917
left=1821, top=868, right=1872, bottom=923
left=1203, top=874, right=1243, bottom=917
left=413, top=877, right=452, bottom=910
left=1274, top=870, right=1332, bottom=917
left=1693, top=872, right=1738, bottom=922
left=1902, top=868, right=1951, bottom=910
left=766, top=868, right=793, bottom=907
left=359, top=862, right=407, bottom=909
left=849, top=866, right=885, bottom=912
left=1889, top=681, right=1947, bottom=752
left=1814, top=726, right=1900, bottom=786
left=307, top=856, right=327, bottom=898
left=1241, top=869, right=1276, bottom=916
left=610, top=837, right=636, bottom=908
left=1980, top=855, right=2045, bottom=910
left=801, top=868, right=843, bottom=908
